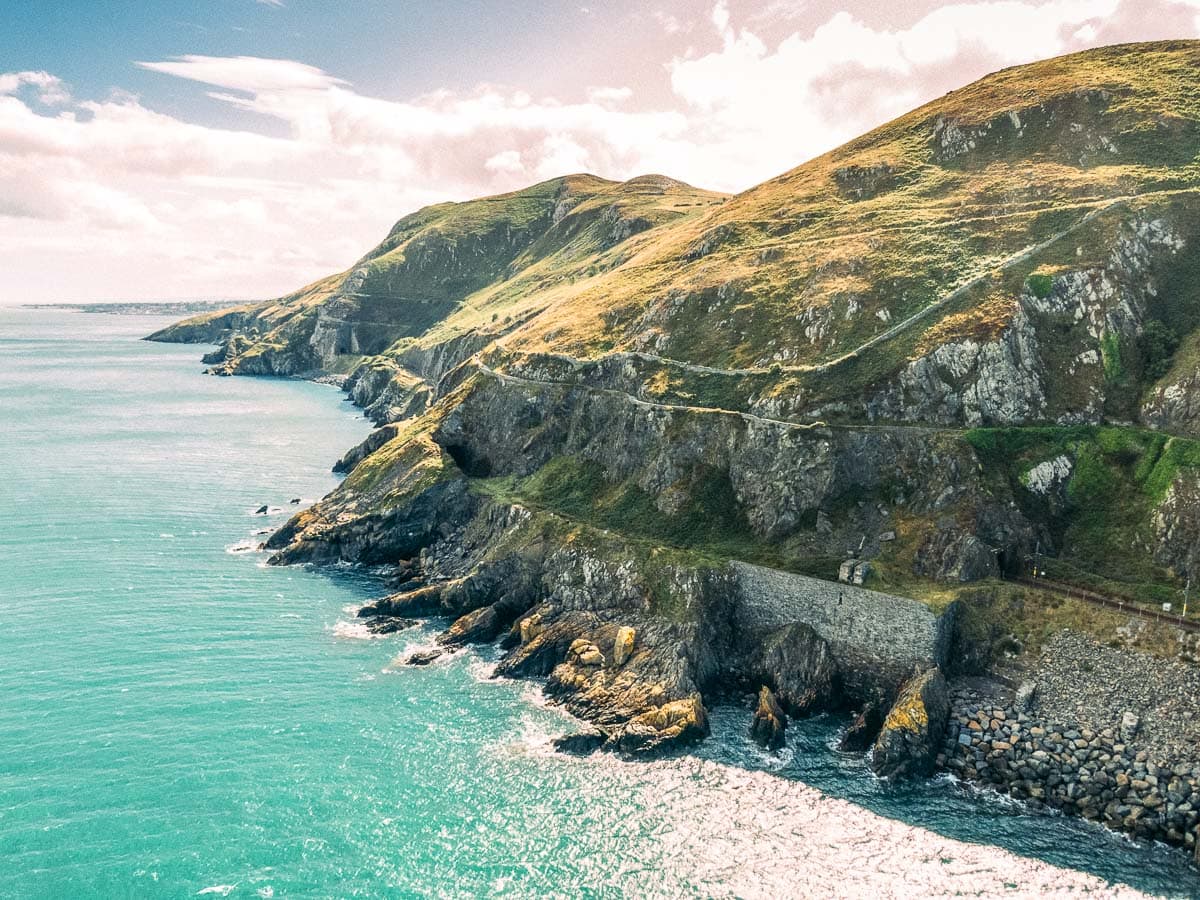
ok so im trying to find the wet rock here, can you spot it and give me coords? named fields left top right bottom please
left=611, top=695, right=708, bottom=755
left=839, top=703, right=884, bottom=752
left=871, top=667, right=949, bottom=778
left=553, top=727, right=608, bottom=756
left=255, top=504, right=269, bottom=515
left=290, top=498, right=302, bottom=504
left=749, top=622, right=839, bottom=717
left=364, top=616, right=418, bottom=635
left=439, top=605, right=502, bottom=647
left=750, top=686, right=787, bottom=750
left=405, top=649, right=445, bottom=666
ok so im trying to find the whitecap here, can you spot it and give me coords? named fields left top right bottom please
left=159, top=533, right=175, bottom=539
left=196, top=886, right=237, bottom=897
left=331, top=620, right=379, bottom=640
left=466, top=656, right=499, bottom=682
left=225, top=539, right=261, bottom=555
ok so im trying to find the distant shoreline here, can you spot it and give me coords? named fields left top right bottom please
left=21, top=300, right=242, bottom=316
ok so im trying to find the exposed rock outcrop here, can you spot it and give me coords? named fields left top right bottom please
left=749, top=686, right=787, bottom=749
left=748, top=623, right=839, bottom=717
left=872, top=668, right=950, bottom=778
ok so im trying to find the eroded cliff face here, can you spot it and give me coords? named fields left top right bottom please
left=257, top=367, right=984, bottom=752
left=149, top=44, right=1200, bottom=778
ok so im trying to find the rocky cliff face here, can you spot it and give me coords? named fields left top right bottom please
left=152, top=42, right=1200, bottom=806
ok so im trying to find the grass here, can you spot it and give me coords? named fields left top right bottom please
left=474, top=455, right=784, bottom=570
left=965, top=424, right=1200, bottom=605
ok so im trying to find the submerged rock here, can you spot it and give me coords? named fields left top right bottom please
left=750, top=686, right=787, bottom=750
left=553, top=727, right=608, bottom=755
left=405, top=649, right=445, bottom=666
left=364, top=616, right=418, bottom=636
left=871, top=668, right=949, bottom=778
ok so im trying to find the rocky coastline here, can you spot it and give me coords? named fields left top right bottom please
left=142, top=42, right=1200, bottom=868
left=937, top=632, right=1200, bottom=860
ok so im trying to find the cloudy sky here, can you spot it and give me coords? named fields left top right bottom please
left=2, top=0, right=1198, bottom=304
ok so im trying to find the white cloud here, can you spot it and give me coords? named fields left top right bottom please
left=0, top=70, right=69, bottom=105
left=138, top=56, right=341, bottom=92
left=665, top=0, right=1169, bottom=186
left=2, top=0, right=1199, bottom=303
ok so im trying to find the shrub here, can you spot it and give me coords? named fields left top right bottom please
left=1027, top=272, right=1054, bottom=299
left=1139, top=319, right=1179, bottom=381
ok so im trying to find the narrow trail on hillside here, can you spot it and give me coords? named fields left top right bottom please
left=474, top=361, right=955, bottom=436
left=480, top=185, right=1200, bottom=389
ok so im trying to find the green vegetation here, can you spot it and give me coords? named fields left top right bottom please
left=1026, top=272, right=1054, bottom=299
left=474, top=456, right=783, bottom=569
left=1140, top=319, right=1180, bottom=380
left=158, top=43, right=1200, bottom=652
left=966, top=424, right=1200, bottom=604
left=1100, top=331, right=1124, bottom=381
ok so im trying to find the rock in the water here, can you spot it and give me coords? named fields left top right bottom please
left=871, top=667, right=949, bottom=778
left=255, top=504, right=269, bottom=515
left=438, top=605, right=501, bottom=647
left=750, top=686, right=787, bottom=750
left=613, top=695, right=708, bottom=755
left=290, top=497, right=302, bottom=504
left=839, top=702, right=884, bottom=752
left=364, top=616, right=418, bottom=636
left=405, top=649, right=445, bottom=666
left=750, top=622, right=839, bottom=717
left=553, top=728, right=608, bottom=755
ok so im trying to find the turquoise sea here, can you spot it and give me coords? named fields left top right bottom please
left=2, top=307, right=1199, bottom=899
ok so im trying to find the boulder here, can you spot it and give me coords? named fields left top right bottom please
left=364, top=616, right=418, bottom=635
left=567, top=638, right=605, bottom=668
left=839, top=703, right=884, bottom=752
left=871, top=667, right=950, bottom=778
left=914, top=530, right=997, bottom=582
left=750, top=686, right=787, bottom=750
left=438, top=605, right=501, bottom=647
left=749, top=623, right=839, bottom=717
left=612, top=695, right=708, bottom=755
left=518, top=613, right=545, bottom=644
left=255, top=504, right=269, bottom=515
left=613, top=626, right=636, bottom=667
left=553, top=728, right=608, bottom=755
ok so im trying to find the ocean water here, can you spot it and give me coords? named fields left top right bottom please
left=1, top=307, right=1198, bottom=900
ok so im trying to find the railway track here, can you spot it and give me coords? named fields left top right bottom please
left=1012, top=576, right=1200, bottom=635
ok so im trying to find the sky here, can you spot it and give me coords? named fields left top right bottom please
left=2, top=0, right=1200, bottom=304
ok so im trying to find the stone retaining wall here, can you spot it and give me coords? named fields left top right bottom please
left=730, top=561, right=956, bottom=702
